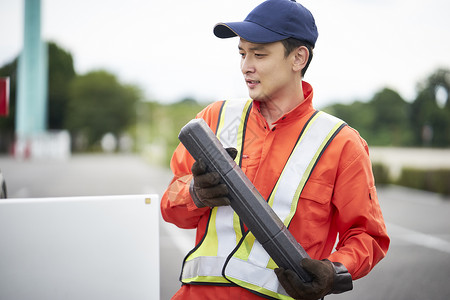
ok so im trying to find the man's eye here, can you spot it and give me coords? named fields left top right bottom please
left=255, top=53, right=266, bottom=57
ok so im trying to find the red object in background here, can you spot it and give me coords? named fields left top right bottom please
left=0, top=77, right=9, bottom=117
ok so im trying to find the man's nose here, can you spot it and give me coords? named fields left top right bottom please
left=241, top=57, right=255, bottom=74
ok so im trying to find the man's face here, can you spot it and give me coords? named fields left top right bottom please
left=238, top=39, right=296, bottom=102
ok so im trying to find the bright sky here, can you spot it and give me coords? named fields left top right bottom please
left=1, top=0, right=449, bottom=108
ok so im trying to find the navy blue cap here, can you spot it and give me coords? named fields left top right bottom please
left=214, top=0, right=318, bottom=47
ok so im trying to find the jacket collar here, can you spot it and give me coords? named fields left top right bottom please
left=252, top=81, right=315, bottom=126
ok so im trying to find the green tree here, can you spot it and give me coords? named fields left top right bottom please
left=411, top=68, right=450, bottom=147
left=323, top=100, right=374, bottom=140
left=66, top=70, right=141, bottom=150
left=368, top=88, right=412, bottom=146
left=135, top=98, right=206, bottom=165
left=164, top=98, right=206, bottom=156
left=323, top=88, right=412, bottom=146
left=47, top=41, right=76, bottom=130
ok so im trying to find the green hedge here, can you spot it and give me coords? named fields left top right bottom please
left=396, top=168, right=450, bottom=196
left=372, top=162, right=450, bottom=196
left=372, top=163, right=391, bottom=185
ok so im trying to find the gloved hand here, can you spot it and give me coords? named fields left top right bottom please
left=274, top=258, right=352, bottom=300
left=190, top=147, right=238, bottom=208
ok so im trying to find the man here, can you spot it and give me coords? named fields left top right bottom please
left=161, top=0, right=390, bottom=299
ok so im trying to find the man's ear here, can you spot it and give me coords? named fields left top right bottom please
left=292, top=46, right=309, bottom=73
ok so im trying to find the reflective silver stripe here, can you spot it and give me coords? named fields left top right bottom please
left=216, top=206, right=237, bottom=257
left=217, top=99, right=250, bottom=148
left=226, top=257, right=287, bottom=295
left=248, top=239, right=271, bottom=269
left=182, top=256, right=227, bottom=279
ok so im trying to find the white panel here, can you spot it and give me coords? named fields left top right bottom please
left=0, top=194, right=159, bottom=300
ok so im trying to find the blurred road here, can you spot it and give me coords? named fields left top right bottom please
left=1, top=154, right=449, bottom=300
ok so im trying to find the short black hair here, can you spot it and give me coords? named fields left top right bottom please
left=280, top=38, right=314, bottom=77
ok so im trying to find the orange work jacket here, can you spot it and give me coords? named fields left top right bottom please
left=161, top=81, right=390, bottom=299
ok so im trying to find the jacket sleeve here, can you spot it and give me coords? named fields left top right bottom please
left=160, top=142, right=210, bottom=229
left=160, top=101, right=222, bottom=229
left=327, top=129, right=390, bottom=280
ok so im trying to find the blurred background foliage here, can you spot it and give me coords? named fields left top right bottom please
left=0, top=41, right=449, bottom=193
left=66, top=70, right=140, bottom=151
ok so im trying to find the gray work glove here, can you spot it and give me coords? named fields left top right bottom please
left=274, top=258, right=353, bottom=300
left=190, top=147, right=237, bottom=208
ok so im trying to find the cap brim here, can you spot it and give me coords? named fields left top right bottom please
left=214, top=21, right=288, bottom=43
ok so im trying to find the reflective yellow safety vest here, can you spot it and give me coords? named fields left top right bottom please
left=181, top=99, right=346, bottom=299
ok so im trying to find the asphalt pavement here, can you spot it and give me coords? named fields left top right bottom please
left=1, top=154, right=449, bottom=300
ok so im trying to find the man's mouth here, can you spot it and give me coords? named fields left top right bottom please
left=246, top=79, right=260, bottom=88
left=246, top=79, right=260, bottom=84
